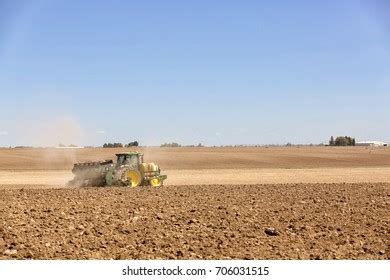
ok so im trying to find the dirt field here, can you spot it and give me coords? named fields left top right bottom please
left=0, top=147, right=389, bottom=260
left=1, top=167, right=390, bottom=188
left=1, top=146, right=390, bottom=171
left=0, top=184, right=388, bottom=260
left=1, top=146, right=390, bottom=187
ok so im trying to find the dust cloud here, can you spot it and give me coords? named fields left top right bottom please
left=19, top=116, right=86, bottom=185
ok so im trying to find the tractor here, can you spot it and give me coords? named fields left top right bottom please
left=67, top=152, right=167, bottom=187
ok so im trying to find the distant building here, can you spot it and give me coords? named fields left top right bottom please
left=356, top=141, right=388, bottom=147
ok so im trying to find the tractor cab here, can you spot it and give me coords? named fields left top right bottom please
left=116, top=152, right=144, bottom=169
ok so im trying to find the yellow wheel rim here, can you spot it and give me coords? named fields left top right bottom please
left=150, top=178, right=162, bottom=187
left=127, top=170, right=141, bottom=187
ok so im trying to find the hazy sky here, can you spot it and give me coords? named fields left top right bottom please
left=0, top=0, right=389, bottom=146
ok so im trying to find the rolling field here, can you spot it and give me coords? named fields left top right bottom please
left=0, top=147, right=389, bottom=259
left=1, top=146, right=390, bottom=171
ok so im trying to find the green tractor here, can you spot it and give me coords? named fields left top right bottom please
left=67, top=152, right=167, bottom=187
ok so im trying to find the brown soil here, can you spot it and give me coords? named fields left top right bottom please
left=0, top=184, right=388, bottom=260
left=0, top=147, right=389, bottom=260
left=1, top=167, right=390, bottom=188
left=1, top=146, right=390, bottom=170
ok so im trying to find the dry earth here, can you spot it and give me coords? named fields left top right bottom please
left=1, top=146, right=390, bottom=171
left=0, top=184, right=388, bottom=260
left=1, top=167, right=390, bottom=189
left=1, top=147, right=390, bottom=187
left=0, top=147, right=389, bottom=259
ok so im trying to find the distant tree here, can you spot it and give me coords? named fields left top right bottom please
left=197, top=143, right=203, bottom=147
left=126, top=141, right=139, bottom=147
left=160, top=142, right=181, bottom=147
left=335, top=137, right=348, bottom=146
left=329, top=136, right=335, bottom=146
left=330, top=136, right=356, bottom=146
left=103, top=142, right=123, bottom=148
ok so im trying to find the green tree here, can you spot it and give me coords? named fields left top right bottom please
left=345, top=136, right=353, bottom=146
left=161, top=142, right=181, bottom=147
left=103, top=142, right=123, bottom=148
left=126, top=141, right=139, bottom=147
left=335, top=136, right=348, bottom=146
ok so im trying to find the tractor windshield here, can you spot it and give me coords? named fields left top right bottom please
left=116, top=154, right=140, bottom=168
left=127, top=155, right=139, bottom=168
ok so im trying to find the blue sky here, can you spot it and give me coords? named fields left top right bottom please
left=0, top=0, right=389, bottom=146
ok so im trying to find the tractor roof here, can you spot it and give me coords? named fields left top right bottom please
left=116, top=152, right=143, bottom=156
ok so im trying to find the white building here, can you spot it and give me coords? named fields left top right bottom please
left=356, top=141, right=388, bottom=147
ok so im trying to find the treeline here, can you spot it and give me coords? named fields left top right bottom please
left=103, top=141, right=139, bottom=148
left=58, top=143, right=78, bottom=147
left=160, top=142, right=181, bottom=147
left=160, top=142, right=203, bottom=148
left=329, top=136, right=356, bottom=146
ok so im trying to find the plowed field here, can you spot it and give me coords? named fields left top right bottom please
left=0, top=147, right=389, bottom=259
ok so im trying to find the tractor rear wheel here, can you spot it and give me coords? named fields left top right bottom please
left=123, top=170, right=142, bottom=187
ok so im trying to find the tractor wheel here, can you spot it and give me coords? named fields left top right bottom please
left=150, top=177, right=162, bottom=187
left=124, top=170, right=142, bottom=187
